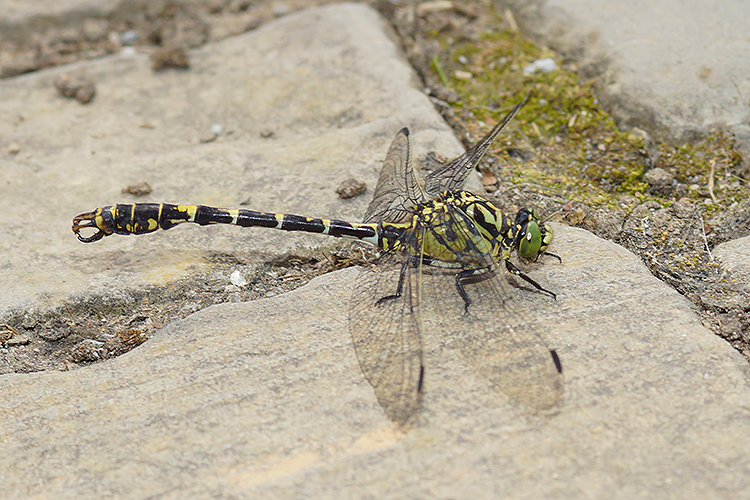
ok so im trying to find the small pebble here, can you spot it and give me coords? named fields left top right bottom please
left=152, top=47, right=189, bottom=71
left=230, top=270, right=247, bottom=287
left=107, top=31, right=121, bottom=48
left=6, top=335, right=30, bottom=346
left=523, top=57, right=557, bottom=74
left=8, top=143, right=20, bottom=155
left=336, top=178, right=367, bottom=199
left=54, top=74, right=96, bottom=104
left=122, top=181, right=152, bottom=196
left=121, top=30, right=138, bottom=46
left=210, top=124, right=223, bottom=136
left=120, top=46, right=136, bottom=58
left=180, top=302, right=200, bottom=315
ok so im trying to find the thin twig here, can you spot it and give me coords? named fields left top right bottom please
left=697, top=215, right=714, bottom=262
left=724, top=172, right=747, bottom=184
left=321, top=251, right=334, bottom=266
left=282, top=273, right=304, bottom=282
left=504, top=8, right=518, bottom=31
left=65, top=303, right=75, bottom=321
left=707, top=159, right=717, bottom=203
left=1, top=323, right=18, bottom=344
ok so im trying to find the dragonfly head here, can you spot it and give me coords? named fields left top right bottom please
left=514, top=208, right=553, bottom=261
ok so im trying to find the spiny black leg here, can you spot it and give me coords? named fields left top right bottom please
left=376, top=259, right=409, bottom=305
left=455, top=269, right=475, bottom=313
left=505, top=260, right=557, bottom=299
left=544, top=252, right=563, bottom=263
left=455, top=267, right=495, bottom=313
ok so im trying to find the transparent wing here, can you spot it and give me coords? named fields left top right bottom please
left=454, top=270, right=563, bottom=411
left=348, top=247, right=424, bottom=425
left=423, top=202, right=564, bottom=411
left=363, top=128, right=426, bottom=224
left=424, top=101, right=523, bottom=197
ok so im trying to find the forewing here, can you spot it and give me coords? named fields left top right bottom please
left=363, top=128, right=425, bottom=224
left=348, top=250, right=424, bottom=425
left=424, top=101, right=523, bottom=197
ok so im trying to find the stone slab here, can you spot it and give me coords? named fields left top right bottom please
left=3, top=224, right=750, bottom=498
left=504, top=0, right=750, bottom=151
left=2, top=2, right=750, bottom=498
left=715, top=234, right=750, bottom=292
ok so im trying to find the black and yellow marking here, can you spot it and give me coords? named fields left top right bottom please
left=72, top=191, right=551, bottom=269
left=73, top=203, right=385, bottom=245
left=73, top=190, right=554, bottom=304
left=380, top=191, right=552, bottom=268
left=72, top=191, right=552, bottom=278
left=373, top=190, right=556, bottom=308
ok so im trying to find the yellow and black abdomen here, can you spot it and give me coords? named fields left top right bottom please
left=72, top=203, right=385, bottom=245
left=73, top=203, right=201, bottom=242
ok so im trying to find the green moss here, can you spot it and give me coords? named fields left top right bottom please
left=429, top=14, right=746, bottom=210
left=655, top=130, right=746, bottom=205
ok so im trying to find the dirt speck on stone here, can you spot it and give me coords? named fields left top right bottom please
left=122, top=181, right=153, bottom=196
left=335, top=178, right=367, bottom=199
left=54, top=74, right=96, bottom=104
left=152, top=47, right=190, bottom=70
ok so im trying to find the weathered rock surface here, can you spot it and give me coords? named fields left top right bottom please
left=3, top=224, right=750, bottom=498
left=506, top=0, right=750, bottom=152
left=715, top=234, right=750, bottom=294
left=2, top=2, right=750, bottom=499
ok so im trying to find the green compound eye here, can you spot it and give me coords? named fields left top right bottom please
left=518, top=220, right=543, bottom=260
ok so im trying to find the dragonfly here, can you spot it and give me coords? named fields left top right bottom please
left=72, top=101, right=563, bottom=425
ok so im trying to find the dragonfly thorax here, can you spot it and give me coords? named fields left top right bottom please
left=376, top=190, right=516, bottom=267
left=384, top=190, right=553, bottom=266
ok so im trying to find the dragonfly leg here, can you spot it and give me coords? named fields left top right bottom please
left=455, top=270, right=474, bottom=313
left=455, top=267, right=496, bottom=313
left=505, top=260, right=556, bottom=299
left=375, top=260, right=409, bottom=305
left=543, top=252, right=563, bottom=263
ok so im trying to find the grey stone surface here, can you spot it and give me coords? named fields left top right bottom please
left=0, top=2, right=473, bottom=318
left=2, top=0, right=122, bottom=26
left=715, top=234, right=750, bottom=290
left=504, top=0, right=750, bottom=150
left=3, top=224, right=750, bottom=498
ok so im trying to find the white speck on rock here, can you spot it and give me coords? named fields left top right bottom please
left=230, top=270, right=247, bottom=287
